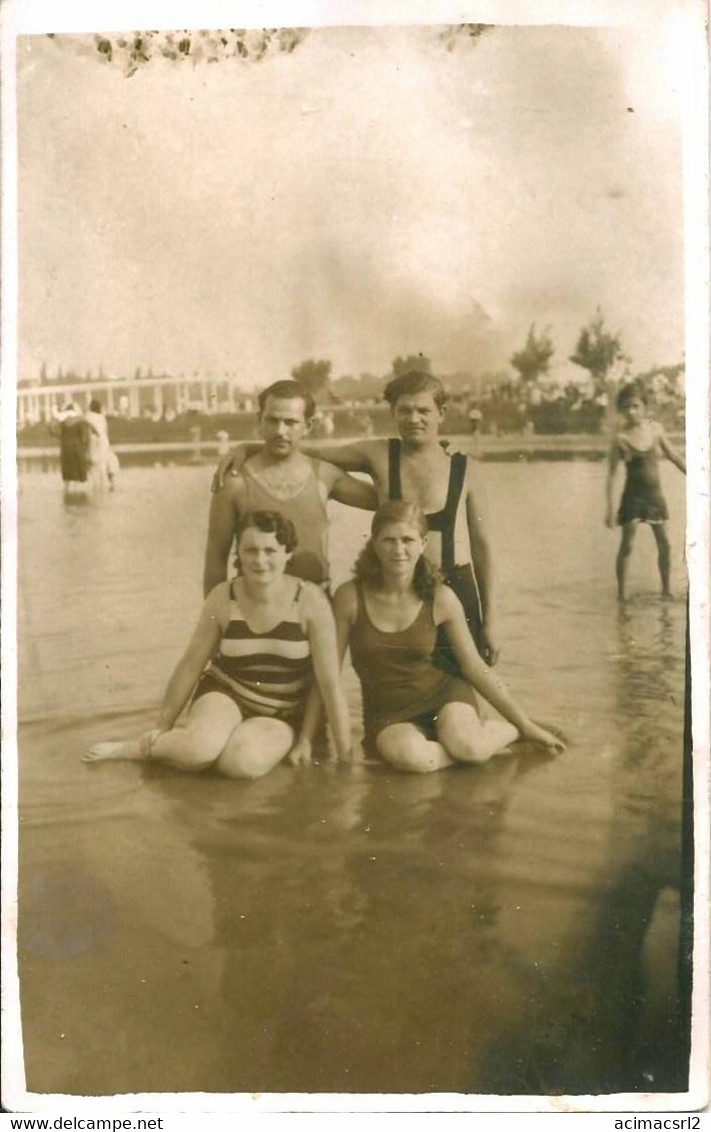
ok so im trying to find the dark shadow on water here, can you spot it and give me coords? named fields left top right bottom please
left=479, top=601, right=690, bottom=1095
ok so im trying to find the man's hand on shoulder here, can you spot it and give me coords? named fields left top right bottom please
left=211, top=442, right=261, bottom=492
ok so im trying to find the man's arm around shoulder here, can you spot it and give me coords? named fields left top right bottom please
left=203, top=477, right=243, bottom=597
left=319, top=460, right=378, bottom=510
left=304, top=438, right=382, bottom=475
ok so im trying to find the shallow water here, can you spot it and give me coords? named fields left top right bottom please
left=15, top=460, right=690, bottom=1097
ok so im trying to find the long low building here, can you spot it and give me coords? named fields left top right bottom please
left=16, top=374, right=254, bottom=428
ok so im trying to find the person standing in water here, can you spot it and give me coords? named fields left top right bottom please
left=333, top=501, right=562, bottom=773
left=53, top=402, right=91, bottom=498
left=214, top=371, right=499, bottom=667
left=203, top=380, right=377, bottom=596
left=605, top=381, right=686, bottom=602
left=84, top=511, right=353, bottom=775
left=85, top=398, right=113, bottom=491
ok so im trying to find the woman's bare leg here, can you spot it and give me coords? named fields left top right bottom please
left=84, top=693, right=242, bottom=771
left=214, top=717, right=294, bottom=779
left=616, top=523, right=637, bottom=602
left=437, top=702, right=518, bottom=765
left=376, top=722, right=455, bottom=774
left=651, top=522, right=672, bottom=597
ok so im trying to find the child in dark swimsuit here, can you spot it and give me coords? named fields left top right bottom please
left=606, top=382, right=686, bottom=601
left=333, top=501, right=563, bottom=773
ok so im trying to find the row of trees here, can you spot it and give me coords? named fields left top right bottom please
left=30, top=313, right=677, bottom=407
left=510, top=311, right=625, bottom=390
left=290, top=314, right=628, bottom=403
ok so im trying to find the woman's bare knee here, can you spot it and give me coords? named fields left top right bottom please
left=448, top=736, right=491, bottom=764
left=377, top=729, right=449, bottom=774
left=217, top=745, right=278, bottom=779
left=438, top=707, right=517, bottom=765
left=215, top=719, right=293, bottom=780
left=155, top=726, right=225, bottom=771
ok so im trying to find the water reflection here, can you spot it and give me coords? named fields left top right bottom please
left=125, top=755, right=531, bottom=1094
left=480, top=601, right=689, bottom=1095
left=16, top=464, right=690, bottom=1098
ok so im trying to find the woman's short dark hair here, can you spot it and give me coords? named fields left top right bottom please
left=383, top=371, right=448, bottom=411
left=616, top=381, right=648, bottom=411
left=257, top=380, right=316, bottom=421
left=353, top=501, right=440, bottom=601
left=89, top=398, right=102, bottom=413
left=234, top=510, right=298, bottom=558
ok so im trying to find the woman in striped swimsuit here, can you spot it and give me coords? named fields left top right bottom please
left=84, top=511, right=352, bottom=777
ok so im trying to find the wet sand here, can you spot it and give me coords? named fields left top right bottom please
left=15, top=461, right=690, bottom=1097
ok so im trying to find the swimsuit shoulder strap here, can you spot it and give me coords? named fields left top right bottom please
left=311, top=456, right=329, bottom=482
left=388, top=438, right=402, bottom=500
left=436, top=452, right=468, bottom=574
left=443, top=452, right=467, bottom=518
left=228, top=579, right=246, bottom=622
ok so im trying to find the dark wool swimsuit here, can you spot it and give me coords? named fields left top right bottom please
left=387, top=438, right=485, bottom=670
left=617, top=439, right=669, bottom=525
left=349, top=585, right=478, bottom=752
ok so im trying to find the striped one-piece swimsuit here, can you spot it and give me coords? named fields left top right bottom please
left=193, top=581, right=313, bottom=723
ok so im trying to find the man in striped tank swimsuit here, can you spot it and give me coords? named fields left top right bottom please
left=214, top=371, right=499, bottom=667
left=203, top=380, right=377, bottom=597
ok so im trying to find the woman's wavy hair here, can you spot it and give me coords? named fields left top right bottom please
left=353, top=501, right=440, bottom=600
left=234, top=509, right=298, bottom=571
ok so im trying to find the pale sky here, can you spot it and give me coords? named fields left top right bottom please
left=17, top=21, right=685, bottom=388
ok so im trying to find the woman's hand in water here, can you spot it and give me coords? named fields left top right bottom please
left=520, top=722, right=565, bottom=752
left=287, top=737, right=313, bottom=767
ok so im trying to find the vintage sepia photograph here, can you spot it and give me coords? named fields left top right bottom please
left=2, top=0, right=708, bottom=1114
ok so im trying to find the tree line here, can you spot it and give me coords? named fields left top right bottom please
left=291, top=311, right=678, bottom=402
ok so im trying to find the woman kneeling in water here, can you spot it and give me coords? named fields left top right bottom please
left=84, top=510, right=352, bottom=776
left=333, top=501, right=563, bottom=773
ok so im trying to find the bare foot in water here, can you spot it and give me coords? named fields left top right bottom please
left=82, top=730, right=159, bottom=764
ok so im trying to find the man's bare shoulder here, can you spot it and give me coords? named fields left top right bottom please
left=311, top=456, right=343, bottom=484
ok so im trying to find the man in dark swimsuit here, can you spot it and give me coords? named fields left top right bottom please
left=215, top=371, right=499, bottom=666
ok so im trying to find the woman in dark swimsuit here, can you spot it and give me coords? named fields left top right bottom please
left=606, top=382, right=686, bottom=601
left=333, top=501, right=563, bottom=773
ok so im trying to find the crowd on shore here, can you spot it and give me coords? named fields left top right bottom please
left=19, top=366, right=685, bottom=449
left=447, top=369, right=685, bottom=437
